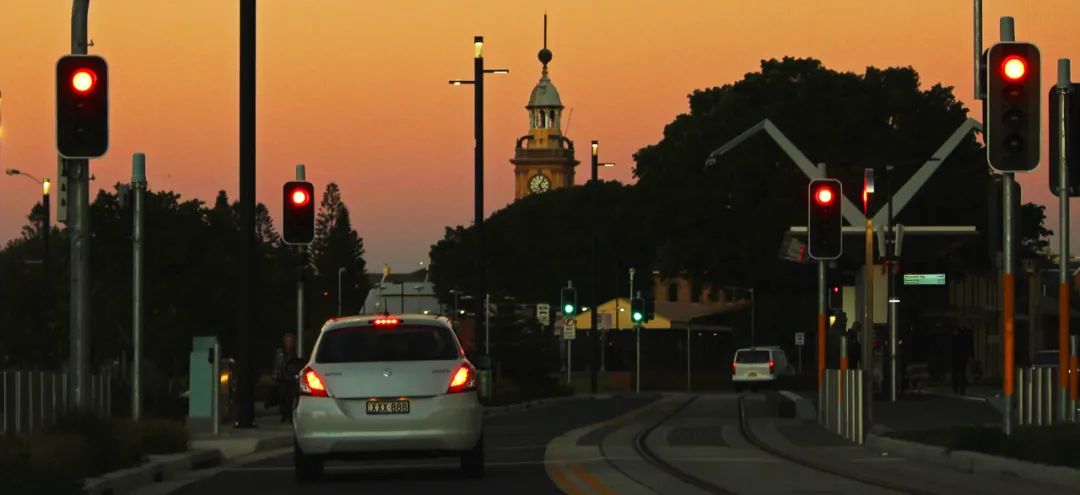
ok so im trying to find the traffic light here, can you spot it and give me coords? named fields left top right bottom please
left=1048, top=84, right=1080, bottom=197
left=282, top=181, right=315, bottom=245
left=986, top=42, right=1041, bottom=172
left=808, top=179, right=842, bottom=260
left=56, top=55, right=109, bottom=158
left=630, top=297, right=645, bottom=324
left=560, top=286, right=577, bottom=316
left=829, top=285, right=842, bottom=310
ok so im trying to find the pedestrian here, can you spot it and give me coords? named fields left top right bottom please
left=950, top=322, right=973, bottom=395
left=847, top=322, right=862, bottom=370
left=272, top=333, right=300, bottom=423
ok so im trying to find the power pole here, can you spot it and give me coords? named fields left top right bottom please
left=68, top=0, right=91, bottom=411
left=132, top=153, right=146, bottom=420
left=235, top=0, right=257, bottom=428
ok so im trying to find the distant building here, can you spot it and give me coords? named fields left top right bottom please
left=510, top=16, right=579, bottom=200
left=573, top=271, right=745, bottom=331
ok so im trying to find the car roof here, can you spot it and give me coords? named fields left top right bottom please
left=320, top=313, right=452, bottom=333
left=736, top=347, right=782, bottom=352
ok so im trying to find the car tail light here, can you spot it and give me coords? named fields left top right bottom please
left=447, top=363, right=477, bottom=394
left=298, top=366, right=329, bottom=397
left=769, top=361, right=776, bottom=374
left=732, top=360, right=737, bottom=372
left=373, top=316, right=400, bottom=327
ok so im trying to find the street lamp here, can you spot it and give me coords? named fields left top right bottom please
left=448, top=35, right=509, bottom=355
left=4, top=168, right=51, bottom=344
left=588, top=141, right=618, bottom=393
left=337, top=267, right=347, bottom=316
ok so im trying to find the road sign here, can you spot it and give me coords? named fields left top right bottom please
left=903, top=273, right=946, bottom=286
left=563, top=318, right=576, bottom=340
left=598, top=312, right=613, bottom=330
left=795, top=332, right=805, bottom=346
left=537, top=303, right=551, bottom=326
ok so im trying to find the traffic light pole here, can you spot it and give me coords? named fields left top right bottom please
left=1056, top=60, right=1071, bottom=422
left=132, top=153, right=146, bottom=420
left=67, top=0, right=91, bottom=411
left=817, top=260, right=826, bottom=388
left=296, top=165, right=307, bottom=359
left=1000, top=16, right=1016, bottom=437
left=887, top=165, right=898, bottom=403
left=863, top=176, right=874, bottom=428
left=235, top=0, right=257, bottom=428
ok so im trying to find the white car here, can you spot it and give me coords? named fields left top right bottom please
left=292, top=314, right=485, bottom=482
left=732, top=347, right=791, bottom=392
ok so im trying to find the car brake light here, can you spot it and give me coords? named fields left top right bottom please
left=373, top=316, right=400, bottom=327
left=447, top=363, right=477, bottom=393
left=298, top=366, right=329, bottom=397
left=769, top=361, right=776, bottom=374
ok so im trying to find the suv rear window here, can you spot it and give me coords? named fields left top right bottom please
left=315, top=324, right=459, bottom=363
left=736, top=350, right=770, bottom=363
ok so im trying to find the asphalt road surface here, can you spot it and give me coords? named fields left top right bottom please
left=173, top=395, right=658, bottom=495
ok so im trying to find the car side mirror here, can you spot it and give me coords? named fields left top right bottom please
left=474, top=355, right=492, bottom=371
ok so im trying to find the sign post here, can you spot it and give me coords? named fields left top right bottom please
left=795, top=332, right=806, bottom=374
left=537, top=303, right=551, bottom=326
left=564, top=317, right=576, bottom=384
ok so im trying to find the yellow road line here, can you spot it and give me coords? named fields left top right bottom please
left=546, top=462, right=588, bottom=495
left=566, top=462, right=619, bottom=495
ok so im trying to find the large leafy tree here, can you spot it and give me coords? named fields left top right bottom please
left=309, top=183, right=370, bottom=321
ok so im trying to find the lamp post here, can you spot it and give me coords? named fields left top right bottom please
left=589, top=141, right=616, bottom=393
left=449, top=36, right=509, bottom=355
left=4, top=170, right=50, bottom=336
left=337, top=267, right=346, bottom=316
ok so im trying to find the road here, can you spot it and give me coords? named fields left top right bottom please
left=172, top=392, right=1076, bottom=495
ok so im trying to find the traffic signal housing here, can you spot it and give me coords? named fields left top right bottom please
left=986, top=42, right=1041, bottom=172
left=56, top=55, right=109, bottom=158
left=808, top=179, right=842, bottom=260
left=560, top=286, right=577, bottom=316
left=1049, top=84, right=1080, bottom=196
left=282, top=181, right=315, bottom=245
left=630, top=297, right=645, bottom=324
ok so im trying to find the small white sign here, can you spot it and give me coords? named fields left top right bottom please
left=598, top=312, right=613, bottom=330
left=537, top=303, right=551, bottom=326
left=563, top=318, right=577, bottom=340
left=795, top=332, right=805, bottom=346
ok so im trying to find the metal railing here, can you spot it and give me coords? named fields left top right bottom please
left=1, top=369, right=112, bottom=435
left=819, top=368, right=864, bottom=444
left=1016, top=366, right=1080, bottom=426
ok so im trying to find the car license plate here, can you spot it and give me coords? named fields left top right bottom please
left=748, top=372, right=758, bottom=378
left=366, top=399, right=410, bottom=415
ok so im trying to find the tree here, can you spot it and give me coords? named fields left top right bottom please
left=310, top=183, right=369, bottom=322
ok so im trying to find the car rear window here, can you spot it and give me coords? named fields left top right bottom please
left=315, top=324, right=459, bottom=363
left=736, top=350, right=770, bottom=363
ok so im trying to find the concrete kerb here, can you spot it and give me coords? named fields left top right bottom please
left=866, top=433, right=1080, bottom=490
left=83, top=449, right=222, bottom=495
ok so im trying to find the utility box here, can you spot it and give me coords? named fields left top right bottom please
left=187, top=336, right=218, bottom=434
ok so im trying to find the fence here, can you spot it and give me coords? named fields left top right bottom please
left=1, top=369, right=113, bottom=435
left=818, top=368, right=864, bottom=444
left=1015, top=367, right=1079, bottom=426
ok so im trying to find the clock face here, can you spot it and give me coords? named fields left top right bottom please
left=528, top=174, right=551, bottom=194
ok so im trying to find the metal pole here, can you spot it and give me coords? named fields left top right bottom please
left=1057, top=59, right=1072, bottom=422
left=1070, top=335, right=1078, bottom=422
left=974, top=0, right=983, bottom=100
left=566, top=338, right=572, bottom=384
left=1001, top=16, right=1016, bottom=436
left=1035, top=367, right=1044, bottom=426
left=1017, top=367, right=1026, bottom=425
left=234, top=0, right=257, bottom=428
left=338, top=267, right=345, bottom=316
left=590, top=141, right=599, bottom=394
left=295, top=164, right=306, bottom=359
left=42, top=180, right=50, bottom=347
left=474, top=36, right=486, bottom=356
left=636, top=290, right=642, bottom=394
left=818, top=260, right=826, bottom=388
left=750, top=288, right=756, bottom=346
left=485, top=293, right=491, bottom=354
left=212, top=341, right=220, bottom=435
left=864, top=187, right=874, bottom=425
left=887, top=165, right=897, bottom=402
left=68, top=0, right=91, bottom=412
left=132, top=153, right=146, bottom=420
left=686, top=324, right=691, bottom=391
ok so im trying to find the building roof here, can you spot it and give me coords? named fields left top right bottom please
left=572, top=297, right=746, bottom=331
left=527, top=70, right=562, bottom=109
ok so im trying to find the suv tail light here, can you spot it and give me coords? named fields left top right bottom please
left=447, top=363, right=477, bottom=394
left=299, top=366, right=329, bottom=397
left=769, top=361, right=776, bottom=375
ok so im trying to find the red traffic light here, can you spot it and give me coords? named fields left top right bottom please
left=290, top=189, right=310, bottom=206
left=1001, top=55, right=1027, bottom=81
left=832, top=286, right=840, bottom=294
left=814, top=187, right=835, bottom=206
left=71, top=69, right=97, bottom=93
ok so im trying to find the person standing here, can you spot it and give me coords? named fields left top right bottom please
left=272, top=333, right=299, bottom=423
left=951, top=322, right=973, bottom=395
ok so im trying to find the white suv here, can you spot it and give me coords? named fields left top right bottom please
left=732, top=347, right=791, bottom=392
left=292, top=314, right=484, bottom=482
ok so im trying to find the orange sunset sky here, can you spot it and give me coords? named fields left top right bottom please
left=2, top=1, right=1080, bottom=270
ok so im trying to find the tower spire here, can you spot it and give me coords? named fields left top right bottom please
left=538, top=14, right=552, bottom=74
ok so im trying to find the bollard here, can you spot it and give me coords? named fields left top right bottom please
left=1, top=371, right=7, bottom=434
left=833, top=370, right=842, bottom=434
left=14, top=371, right=21, bottom=434
left=855, top=370, right=865, bottom=444
left=818, top=375, right=825, bottom=425
left=1017, top=368, right=1026, bottom=426
left=841, top=370, right=850, bottom=440
left=1034, top=368, right=1043, bottom=426
left=1045, top=367, right=1055, bottom=426
left=848, top=369, right=857, bottom=442
left=1025, top=367, right=1034, bottom=425
left=1071, top=335, right=1079, bottom=423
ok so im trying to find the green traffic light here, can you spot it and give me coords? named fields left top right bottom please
left=632, top=311, right=643, bottom=322
left=564, top=304, right=575, bottom=314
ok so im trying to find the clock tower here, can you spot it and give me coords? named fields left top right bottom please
left=511, top=16, right=578, bottom=200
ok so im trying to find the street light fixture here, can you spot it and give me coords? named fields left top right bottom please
left=448, top=35, right=509, bottom=355
left=587, top=140, right=617, bottom=393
